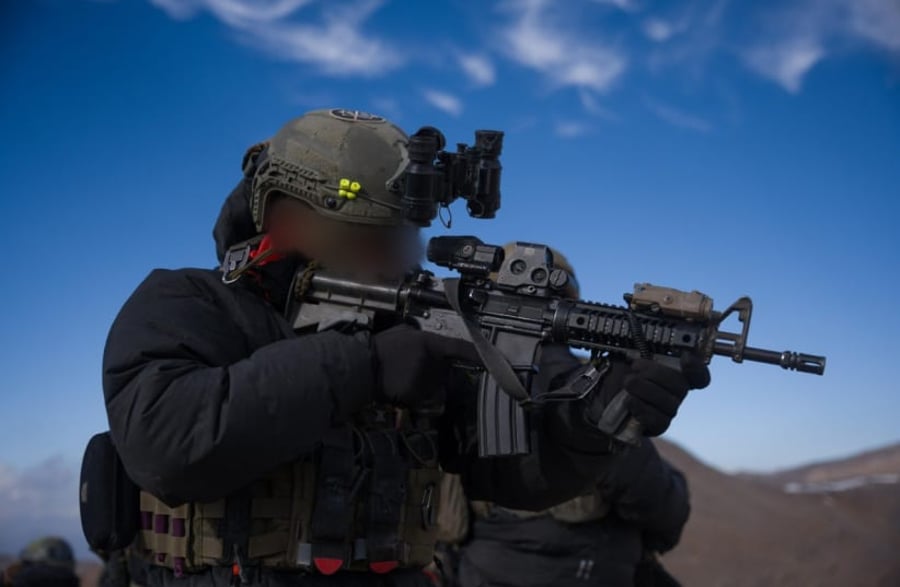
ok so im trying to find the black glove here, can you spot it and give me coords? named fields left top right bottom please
left=588, top=354, right=710, bottom=437
left=622, top=354, right=710, bottom=436
left=372, top=324, right=479, bottom=407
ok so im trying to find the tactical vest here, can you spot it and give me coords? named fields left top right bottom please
left=135, top=408, right=443, bottom=578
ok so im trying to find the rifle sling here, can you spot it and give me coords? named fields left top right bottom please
left=443, top=279, right=530, bottom=403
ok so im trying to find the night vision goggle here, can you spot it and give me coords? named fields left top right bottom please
left=388, top=126, right=505, bottom=227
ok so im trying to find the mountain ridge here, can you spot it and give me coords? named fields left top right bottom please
left=657, top=439, right=900, bottom=586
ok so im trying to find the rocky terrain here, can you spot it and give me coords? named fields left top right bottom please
left=659, top=441, right=900, bottom=586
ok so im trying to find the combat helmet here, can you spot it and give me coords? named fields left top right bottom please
left=18, top=537, right=75, bottom=570
left=249, top=108, right=410, bottom=231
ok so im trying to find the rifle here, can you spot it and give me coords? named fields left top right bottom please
left=288, top=236, right=826, bottom=457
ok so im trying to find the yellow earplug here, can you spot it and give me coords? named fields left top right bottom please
left=337, top=178, right=361, bottom=199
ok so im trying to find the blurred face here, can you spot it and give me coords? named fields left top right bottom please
left=266, top=196, right=422, bottom=280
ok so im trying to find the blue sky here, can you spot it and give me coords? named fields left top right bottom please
left=1, top=0, right=899, bottom=553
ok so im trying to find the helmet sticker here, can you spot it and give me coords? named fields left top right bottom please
left=329, top=109, right=386, bottom=122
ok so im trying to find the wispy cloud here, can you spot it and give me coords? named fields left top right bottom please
left=498, top=0, right=627, bottom=94
left=740, top=0, right=900, bottom=93
left=458, top=53, right=497, bottom=86
left=423, top=89, right=463, bottom=116
left=643, top=18, right=676, bottom=42
left=554, top=121, right=591, bottom=138
left=150, top=0, right=313, bottom=24
left=590, top=0, right=639, bottom=12
left=844, top=0, right=900, bottom=51
left=743, top=39, right=824, bottom=94
left=141, top=0, right=900, bottom=117
left=642, top=1, right=727, bottom=77
left=579, top=90, right=619, bottom=121
left=149, top=0, right=403, bottom=77
left=642, top=16, right=691, bottom=43
left=644, top=98, right=713, bottom=133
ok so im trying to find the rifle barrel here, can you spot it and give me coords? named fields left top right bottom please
left=713, top=343, right=826, bottom=374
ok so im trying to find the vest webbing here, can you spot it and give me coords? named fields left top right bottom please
left=136, top=428, right=442, bottom=575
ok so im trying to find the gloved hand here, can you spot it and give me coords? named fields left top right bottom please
left=372, top=324, right=479, bottom=407
left=621, top=354, right=710, bottom=436
left=587, top=354, right=710, bottom=437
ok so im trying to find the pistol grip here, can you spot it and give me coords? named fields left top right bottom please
left=595, top=390, right=643, bottom=446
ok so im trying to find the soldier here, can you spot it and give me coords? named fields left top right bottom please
left=434, top=246, right=689, bottom=587
left=0, top=537, right=80, bottom=587
left=97, top=108, right=709, bottom=586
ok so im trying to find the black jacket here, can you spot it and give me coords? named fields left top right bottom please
left=455, top=441, right=689, bottom=587
left=102, top=177, right=686, bottom=584
left=105, top=176, right=613, bottom=505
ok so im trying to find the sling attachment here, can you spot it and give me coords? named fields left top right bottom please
left=221, top=236, right=262, bottom=284
left=444, top=278, right=535, bottom=457
left=442, top=279, right=530, bottom=404
left=221, top=489, right=252, bottom=585
left=364, top=430, right=409, bottom=574
left=291, top=261, right=322, bottom=299
left=221, top=235, right=283, bottom=284
left=308, top=427, right=364, bottom=575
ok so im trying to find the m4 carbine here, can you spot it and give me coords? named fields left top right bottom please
left=288, top=236, right=826, bottom=457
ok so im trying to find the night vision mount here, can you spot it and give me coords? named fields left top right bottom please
left=389, top=127, right=505, bottom=227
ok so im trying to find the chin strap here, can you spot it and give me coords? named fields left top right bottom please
left=221, top=234, right=285, bottom=284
